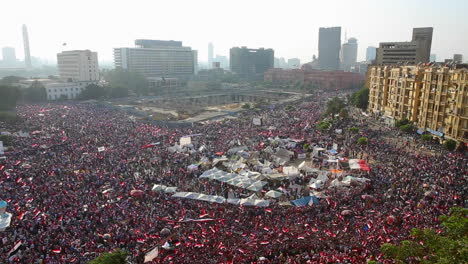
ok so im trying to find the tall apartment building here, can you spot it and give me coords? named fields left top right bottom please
left=208, top=42, right=214, bottom=69
left=230, top=47, right=274, bottom=79
left=22, top=24, right=32, bottom=68
left=376, top=27, right=433, bottom=65
left=368, top=64, right=468, bottom=143
left=341, top=38, right=358, bottom=71
left=114, top=39, right=196, bottom=78
left=57, top=50, right=99, bottom=82
left=318, top=27, right=341, bottom=70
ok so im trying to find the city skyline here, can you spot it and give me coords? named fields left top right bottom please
left=1, top=0, right=468, bottom=65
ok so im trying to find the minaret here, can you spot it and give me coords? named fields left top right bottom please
left=22, top=24, right=32, bottom=68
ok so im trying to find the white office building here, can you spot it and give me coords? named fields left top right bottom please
left=45, top=82, right=89, bottom=100
left=57, top=50, right=99, bottom=82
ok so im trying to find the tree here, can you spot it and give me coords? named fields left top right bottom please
left=89, top=249, right=128, bottom=264
left=349, top=127, right=359, bottom=133
left=0, top=135, right=13, bottom=146
left=381, top=207, right=468, bottom=264
left=395, top=119, right=410, bottom=128
left=78, top=84, right=106, bottom=100
left=0, top=76, right=26, bottom=86
left=339, top=108, right=349, bottom=118
left=357, top=137, right=368, bottom=145
left=421, top=134, right=433, bottom=141
left=443, top=139, right=457, bottom=151
left=351, top=88, right=370, bottom=110
left=103, top=68, right=148, bottom=96
left=400, top=124, right=414, bottom=133
left=242, top=103, right=251, bottom=109
left=316, top=121, right=331, bottom=130
left=108, top=86, right=129, bottom=98
left=325, top=97, right=346, bottom=116
left=23, top=81, right=47, bottom=102
left=0, top=85, right=21, bottom=111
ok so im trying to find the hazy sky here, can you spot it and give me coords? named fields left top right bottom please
left=1, top=0, right=467, bottom=64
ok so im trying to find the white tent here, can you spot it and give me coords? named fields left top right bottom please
left=265, top=190, right=283, bottom=198
left=246, top=181, right=267, bottom=192
left=240, top=194, right=270, bottom=207
left=0, top=212, right=12, bottom=232
left=172, top=192, right=226, bottom=204
left=152, top=184, right=166, bottom=191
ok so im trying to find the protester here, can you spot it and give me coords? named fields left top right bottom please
left=0, top=93, right=465, bottom=263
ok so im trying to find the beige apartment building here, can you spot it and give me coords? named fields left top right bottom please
left=368, top=64, right=468, bottom=143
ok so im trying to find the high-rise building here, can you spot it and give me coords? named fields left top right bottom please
left=430, top=54, right=437, bottom=62
left=341, top=38, right=358, bottom=71
left=2, top=47, right=16, bottom=66
left=376, top=27, right=433, bottom=65
left=318, top=27, right=341, bottom=70
left=57, top=50, right=99, bottom=82
left=213, top=55, right=229, bottom=69
left=208, top=42, right=214, bottom=69
left=22, top=24, right=32, bottom=68
left=230, top=47, right=274, bottom=79
left=453, top=54, right=463, bottom=63
left=367, top=64, right=468, bottom=143
left=288, top=58, right=301, bottom=69
left=366, top=46, right=377, bottom=61
left=114, top=39, right=196, bottom=78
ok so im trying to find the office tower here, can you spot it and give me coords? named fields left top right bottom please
left=288, top=58, right=300, bottom=68
left=192, top=50, right=198, bottom=74
left=376, top=27, right=433, bottom=65
left=213, top=55, right=229, bottom=69
left=114, top=39, right=196, bottom=78
left=453, top=54, right=463, bottom=63
left=430, top=54, right=437, bottom=62
left=57, top=50, right=99, bottom=82
left=2, top=47, right=16, bottom=66
left=366, top=46, right=377, bottom=61
left=341, top=38, right=358, bottom=71
left=208, top=42, right=214, bottom=69
left=318, top=27, right=341, bottom=70
left=230, top=46, right=274, bottom=79
left=22, top=24, right=32, bottom=68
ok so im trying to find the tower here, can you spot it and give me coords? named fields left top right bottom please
left=318, top=27, right=341, bottom=70
left=208, top=42, right=214, bottom=69
left=22, top=24, right=32, bottom=68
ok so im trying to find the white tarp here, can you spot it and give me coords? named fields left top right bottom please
left=253, top=118, right=262, bottom=126
left=0, top=212, right=12, bottom=232
left=172, top=192, right=226, bottom=204
left=180, top=136, right=192, bottom=147
left=265, top=190, right=283, bottom=198
left=144, top=247, right=159, bottom=263
left=200, top=168, right=267, bottom=191
left=152, top=184, right=177, bottom=193
left=97, top=146, right=106, bottom=152
left=240, top=194, right=270, bottom=207
left=283, top=166, right=300, bottom=176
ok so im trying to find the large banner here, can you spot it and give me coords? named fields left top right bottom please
left=180, top=136, right=191, bottom=147
left=0, top=141, right=4, bottom=156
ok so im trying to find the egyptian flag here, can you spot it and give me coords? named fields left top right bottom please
left=8, top=241, right=22, bottom=257
left=141, top=142, right=160, bottom=149
left=52, top=247, right=62, bottom=254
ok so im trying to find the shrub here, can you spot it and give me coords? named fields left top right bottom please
left=316, top=121, right=331, bottom=130
left=395, top=119, right=410, bottom=128
left=242, top=103, right=251, bottom=109
left=0, top=112, right=21, bottom=124
left=399, top=124, right=414, bottom=133
left=421, top=134, right=432, bottom=141
left=89, top=249, right=128, bottom=264
left=357, top=137, right=368, bottom=145
left=349, top=127, right=359, bottom=133
left=443, top=139, right=457, bottom=151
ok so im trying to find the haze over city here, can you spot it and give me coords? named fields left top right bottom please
left=1, top=0, right=468, bottom=63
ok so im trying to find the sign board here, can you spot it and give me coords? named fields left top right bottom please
left=97, top=146, right=106, bottom=152
left=332, top=143, right=338, bottom=151
left=335, top=129, right=342, bottom=134
left=252, top=118, right=262, bottom=126
left=298, top=153, right=307, bottom=159
left=180, top=136, right=191, bottom=147
left=0, top=141, right=3, bottom=156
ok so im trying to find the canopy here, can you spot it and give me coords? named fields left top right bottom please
left=172, top=192, right=226, bottom=204
left=199, top=168, right=267, bottom=191
left=239, top=194, right=270, bottom=207
left=291, top=196, right=319, bottom=207
left=265, top=190, right=283, bottom=198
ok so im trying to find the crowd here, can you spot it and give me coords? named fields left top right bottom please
left=0, top=91, right=465, bottom=264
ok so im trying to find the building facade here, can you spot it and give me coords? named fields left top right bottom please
left=366, top=46, right=377, bottom=62
left=45, top=82, right=89, bottom=100
left=2, top=47, right=16, bottom=66
left=288, top=58, right=301, bottom=69
left=230, top=47, right=274, bottom=79
left=22, top=24, right=32, bottom=68
left=57, top=50, right=99, bottom=82
left=318, top=27, right=341, bottom=70
left=341, top=38, right=358, bottom=71
left=368, top=64, right=468, bottom=143
left=376, top=27, right=433, bottom=65
left=453, top=54, right=463, bottom=63
left=264, top=68, right=364, bottom=91
left=114, top=39, right=196, bottom=79
left=208, top=42, right=214, bottom=69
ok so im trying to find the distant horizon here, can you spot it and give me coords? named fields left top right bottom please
left=1, top=0, right=467, bottom=64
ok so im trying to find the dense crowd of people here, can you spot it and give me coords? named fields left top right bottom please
left=0, top=92, right=465, bottom=263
